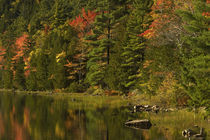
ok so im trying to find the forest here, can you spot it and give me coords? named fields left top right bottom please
left=0, top=0, right=209, bottom=109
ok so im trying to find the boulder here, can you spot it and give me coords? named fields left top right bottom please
left=125, top=119, right=152, bottom=129
left=182, top=126, right=206, bottom=139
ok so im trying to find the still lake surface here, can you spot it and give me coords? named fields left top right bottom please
left=0, top=92, right=209, bottom=140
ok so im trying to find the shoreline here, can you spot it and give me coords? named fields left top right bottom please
left=0, top=88, right=208, bottom=112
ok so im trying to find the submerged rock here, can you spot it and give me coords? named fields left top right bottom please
left=125, top=119, right=152, bottom=129
left=182, top=126, right=206, bottom=140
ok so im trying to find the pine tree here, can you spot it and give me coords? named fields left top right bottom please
left=121, top=0, right=153, bottom=92
left=33, top=34, right=52, bottom=91
left=178, top=0, right=210, bottom=107
left=13, top=57, right=26, bottom=89
left=0, top=30, right=17, bottom=89
left=47, top=31, right=68, bottom=89
left=85, top=0, right=126, bottom=87
left=26, top=52, right=38, bottom=90
left=103, top=0, right=130, bottom=91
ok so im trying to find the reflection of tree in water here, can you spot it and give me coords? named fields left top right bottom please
left=0, top=113, right=5, bottom=138
left=1, top=93, right=201, bottom=140
left=9, top=105, right=30, bottom=140
left=0, top=94, right=149, bottom=140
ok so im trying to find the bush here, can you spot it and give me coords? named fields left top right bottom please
left=66, top=82, right=86, bottom=93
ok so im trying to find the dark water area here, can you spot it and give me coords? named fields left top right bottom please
left=0, top=92, right=209, bottom=140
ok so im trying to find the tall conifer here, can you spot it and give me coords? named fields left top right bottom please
left=85, top=0, right=119, bottom=87
left=178, top=0, right=210, bottom=107
left=121, top=0, right=153, bottom=92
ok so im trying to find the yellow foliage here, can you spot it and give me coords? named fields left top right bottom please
left=56, top=51, right=66, bottom=63
left=55, top=123, right=65, bottom=139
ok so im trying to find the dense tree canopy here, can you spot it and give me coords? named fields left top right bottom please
left=0, top=0, right=209, bottom=110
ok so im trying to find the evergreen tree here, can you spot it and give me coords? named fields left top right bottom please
left=47, top=31, right=69, bottom=89
left=36, top=51, right=51, bottom=90
left=26, top=52, right=38, bottom=91
left=85, top=0, right=126, bottom=87
left=178, top=0, right=210, bottom=107
left=0, top=30, right=16, bottom=89
left=121, top=0, right=153, bottom=92
left=13, top=57, right=26, bottom=90
left=103, top=0, right=130, bottom=91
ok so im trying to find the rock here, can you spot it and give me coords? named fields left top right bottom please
left=125, top=119, right=152, bottom=129
left=144, top=105, right=150, bottom=108
left=152, top=105, right=160, bottom=113
left=168, top=108, right=175, bottom=111
left=133, top=105, right=160, bottom=113
left=133, top=105, right=144, bottom=112
left=182, top=129, right=196, bottom=138
left=182, top=127, right=206, bottom=139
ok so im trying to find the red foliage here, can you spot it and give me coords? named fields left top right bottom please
left=69, top=8, right=97, bottom=37
left=10, top=106, right=28, bottom=140
left=0, top=113, right=5, bottom=137
left=11, top=33, right=32, bottom=77
left=0, top=46, right=6, bottom=69
left=64, top=60, right=78, bottom=68
left=12, top=34, right=29, bottom=62
left=202, top=12, right=210, bottom=17
left=139, top=0, right=176, bottom=39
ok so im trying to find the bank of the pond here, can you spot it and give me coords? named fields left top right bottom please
left=0, top=88, right=208, bottom=108
left=0, top=88, right=208, bottom=113
left=0, top=89, right=209, bottom=139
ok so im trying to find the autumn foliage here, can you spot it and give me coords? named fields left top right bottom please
left=69, top=8, right=97, bottom=37
left=139, top=0, right=175, bottom=39
left=0, top=46, right=6, bottom=69
left=11, top=33, right=31, bottom=77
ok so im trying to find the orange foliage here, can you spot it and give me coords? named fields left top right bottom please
left=69, top=8, right=97, bottom=38
left=0, top=46, right=6, bottom=69
left=10, top=106, right=28, bottom=140
left=104, top=90, right=120, bottom=96
left=139, top=0, right=175, bottom=39
left=64, top=60, right=80, bottom=79
left=202, top=12, right=210, bottom=17
left=64, top=60, right=78, bottom=68
left=142, top=0, right=209, bottom=39
left=11, top=33, right=32, bottom=77
left=0, top=113, right=5, bottom=137
left=23, top=107, right=30, bottom=129
left=12, top=33, right=29, bottom=63
left=202, top=0, right=210, bottom=17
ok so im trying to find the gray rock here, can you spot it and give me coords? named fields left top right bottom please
left=125, top=119, right=152, bottom=129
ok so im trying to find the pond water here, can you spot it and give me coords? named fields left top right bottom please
left=0, top=92, right=209, bottom=140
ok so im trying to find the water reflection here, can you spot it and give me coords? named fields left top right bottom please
left=0, top=93, right=209, bottom=140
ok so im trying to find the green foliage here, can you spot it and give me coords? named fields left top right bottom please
left=121, top=0, right=153, bottom=92
left=13, top=57, right=26, bottom=90
left=140, top=45, right=181, bottom=96
left=0, top=0, right=208, bottom=109
left=66, top=82, right=86, bottom=93
left=178, top=0, right=210, bottom=107
left=85, top=0, right=117, bottom=87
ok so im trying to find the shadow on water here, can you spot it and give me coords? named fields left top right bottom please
left=0, top=92, right=209, bottom=140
